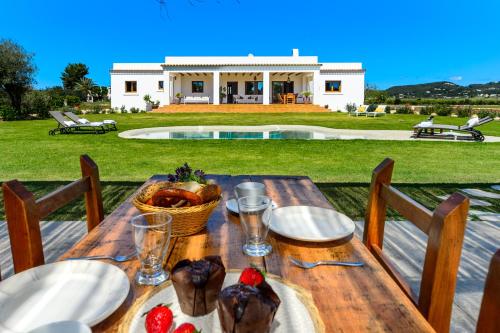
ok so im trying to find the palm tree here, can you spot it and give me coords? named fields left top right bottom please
left=75, top=77, right=96, bottom=103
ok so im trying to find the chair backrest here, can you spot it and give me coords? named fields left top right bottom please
left=49, top=111, right=70, bottom=127
left=476, top=249, right=500, bottom=333
left=358, top=105, right=367, bottom=112
left=375, top=105, right=387, bottom=112
left=363, top=158, right=469, bottom=333
left=64, top=111, right=81, bottom=123
left=2, top=155, right=104, bottom=274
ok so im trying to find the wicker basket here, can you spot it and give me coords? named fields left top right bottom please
left=132, top=182, right=221, bottom=237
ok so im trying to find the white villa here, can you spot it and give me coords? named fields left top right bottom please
left=110, top=49, right=365, bottom=111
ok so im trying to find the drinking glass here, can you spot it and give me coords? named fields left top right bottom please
left=234, top=182, right=266, bottom=199
left=237, top=195, right=273, bottom=257
left=131, top=212, right=172, bottom=285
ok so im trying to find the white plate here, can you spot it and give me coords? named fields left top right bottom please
left=226, top=198, right=277, bottom=214
left=28, top=321, right=91, bottom=333
left=270, top=206, right=355, bottom=242
left=128, top=272, right=318, bottom=332
left=0, top=260, right=130, bottom=333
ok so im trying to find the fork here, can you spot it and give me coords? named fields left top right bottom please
left=289, top=256, right=364, bottom=269
left=65, top=253, right=135, bottom=263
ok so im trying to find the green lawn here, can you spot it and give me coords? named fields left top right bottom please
left=0, top=112, right=499, bottom=183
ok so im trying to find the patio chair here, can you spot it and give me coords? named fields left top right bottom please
left=349, top=105, right=368, bottom=116
left=2, top=155, right=104, bottom=274
left=412, top=116, right=493, bottom=142
left=364, top=158, right=469, bottom=333
left=366, top=104, right=387, bottom=117
left=48, top=111, right=106, bottom=135
left=476, top=249, right=500, bottom=333
left=64, top=111, right=117, bottom=131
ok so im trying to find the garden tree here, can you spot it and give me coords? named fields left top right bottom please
left=91, top=85, right=109, bottom=101
left=0, top=39, right=36, bottom=113
left=75, top=77, right=96, bottom=102
left=61, top=63, right=89, bottom=91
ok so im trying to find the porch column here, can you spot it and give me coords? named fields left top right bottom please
left=263, top=71, right=270, bottom=105
left=213, top=71, right=220, bottom=105
left=163, top=71, right=170, bottom=105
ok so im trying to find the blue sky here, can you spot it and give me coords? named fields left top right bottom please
left=1, top=0, right=499, bottom=89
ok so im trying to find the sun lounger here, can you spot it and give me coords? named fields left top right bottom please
left=412, top=116, right=493, bottom=142
left=49, top=111, right=106, bottom=135
left=366, top=105, right=387, bottom=117
left=349, top=105, right=368, bottom=116
left=64, top=111, right=117, bottom=131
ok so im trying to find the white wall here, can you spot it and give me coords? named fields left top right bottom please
left=110, top=72, right=168, bottom=110
left=314, top=72, right=365, bottom=111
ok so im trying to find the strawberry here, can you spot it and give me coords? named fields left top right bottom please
left=239, top=267, right=265, bottom=287
left=143, top=303, right=173, bottom=333
left=173, top=322, right=201, bottom=333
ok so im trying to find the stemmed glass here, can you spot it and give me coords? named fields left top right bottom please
left=237, top=195, right=273, bottom=257
left=131, top=212, right=172, bottom=285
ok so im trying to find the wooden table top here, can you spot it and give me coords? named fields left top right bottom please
left=59, top=175, right=434, bottom=332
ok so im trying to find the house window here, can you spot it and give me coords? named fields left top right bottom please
left=158, top=81, right=164, bottom=91
left=192, top=81, right=204, bottom=93
left=325, top=81, right=341, bottom=93
left=125, top=81, right=137, bottom=93
left=245, top=81, right=263, bottom=95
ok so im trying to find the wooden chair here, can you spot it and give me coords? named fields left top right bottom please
left=363, top=158, right=469, bottom=333
left=476, top=249, right=500, bottom=333
left=2, top=155, right=104, bottom=275
left=286, top=93, right=296, bottom=104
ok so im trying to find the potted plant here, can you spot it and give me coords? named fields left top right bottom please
left=301, top=91, right=312, bottom=104
left=153, top=100, right=160, bottom=109
left=175, top=92, right=183, bottom=104
left=143, top=94, right=153, bottom=111
left=219, top=86, right=227, bottom=104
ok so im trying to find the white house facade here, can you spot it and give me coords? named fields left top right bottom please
left=110, top=49, right=365, bottom=111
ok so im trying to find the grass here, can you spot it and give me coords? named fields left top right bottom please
left=0, top=112, right=499, bottom=183
left=1, top=182, right=498, bottom=221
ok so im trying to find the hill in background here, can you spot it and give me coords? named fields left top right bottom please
left=385, top=81, right=500, bottom=98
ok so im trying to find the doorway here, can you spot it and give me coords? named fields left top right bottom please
left=226, top=82, right=238, bottom=104
left=272, top=81, right=295, bottom=103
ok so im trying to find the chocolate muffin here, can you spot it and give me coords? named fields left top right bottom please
left=217, top=281, right=281, bottom=333
left=171, top=255, right=226, bottom=316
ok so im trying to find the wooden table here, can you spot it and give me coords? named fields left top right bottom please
left=59, top=175, right=434, bottom=332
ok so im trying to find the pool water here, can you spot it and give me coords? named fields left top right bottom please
left=169, top=130, right=314, bottom=140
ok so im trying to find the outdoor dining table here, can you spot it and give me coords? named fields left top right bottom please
left=59, top=175, right=435, bottom=332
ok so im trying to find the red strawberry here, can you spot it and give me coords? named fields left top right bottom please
left=173, top=323, right=201, bottom=333
left=143, top=303, right=173, bottom=333
left=239, top=267, right=265, bottom=287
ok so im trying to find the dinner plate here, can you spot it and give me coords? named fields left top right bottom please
left=226, top=198, right=277, bottom=214
left=127, top=272, right=321, bottom=332
left=269, top=206, right=355, bottom=242
left=0, top=260, right=130, bottom=333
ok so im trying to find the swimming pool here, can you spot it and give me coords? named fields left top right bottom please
left=119, top=125, right=369, bottom=140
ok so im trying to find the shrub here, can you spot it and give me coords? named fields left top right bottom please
left=130, top=107, right=139, bottom=113
left=435, top=105, right=452, bottom=116
left=345, top=103, right=357, bottom=113
left=0, top=105, right=17, bottom=121
left=420, top=107, right=432, bottom=115
left=65, top=95, right=80, bottom=107
left=385, top=105, right=391, bottom=113
left=91, top=104, right=102, bottom=114
left=456, top=106, right=472, bottom=118
left=22, top=91, right=52, bottom=119
left=396, top=105, right=411, bottom=114
left=120, top=105, right=127, bottom=113
left=478, top=109, right=499, bottom=119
